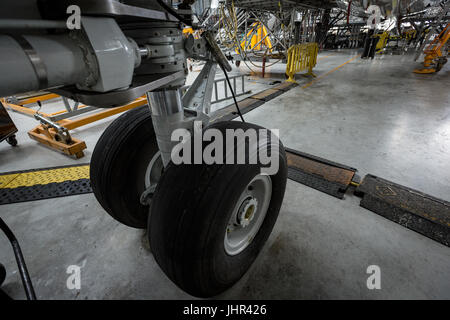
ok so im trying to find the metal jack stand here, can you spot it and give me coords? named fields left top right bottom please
left=0, top=217, right=36, bottom=300
left=3, top=95, right=148, bottom=158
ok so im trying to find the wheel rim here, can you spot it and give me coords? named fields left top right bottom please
left=224, top=174, right=272, bottom=256
left=144, top=151, right=163, bottom=190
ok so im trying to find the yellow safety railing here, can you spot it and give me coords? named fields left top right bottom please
left=285, top=42, right=318, bottom=83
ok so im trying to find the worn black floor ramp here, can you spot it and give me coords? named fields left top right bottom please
left=356, top=174, right=450, bottom=247
left=210, top=82, right=298, bottom=123
left=0, top=164, right=92, bottom=205
left=250, top=88, right=284, bottom=101
left=210, top=97, right=265, bottom=123
left=0, top=179, right=92, bottom=205
left=286, top=148, right=357, bottom=199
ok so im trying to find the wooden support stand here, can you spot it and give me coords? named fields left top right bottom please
left=4, top=95, right=148, bottom=159
left=28, top=125, right=86, bottom=158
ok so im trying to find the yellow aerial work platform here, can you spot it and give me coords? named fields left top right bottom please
left=414, top=23, right=449, bottom=74
left=238, top=22, right=273, bottom=53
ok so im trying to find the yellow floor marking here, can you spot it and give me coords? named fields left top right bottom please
left=302, top=55, right=359, bottom=89
left=0, top=174, right=20, bottom=189
left=0, top=165, right=90, bottom=189
left=317, top=53, right=335, bottom=62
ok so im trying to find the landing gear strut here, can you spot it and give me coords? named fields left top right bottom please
left=89, top=5, right=288, bottom=298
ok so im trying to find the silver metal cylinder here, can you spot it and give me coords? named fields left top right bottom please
left=147, top=89, right=184, bottom=167
left=0, top=34, right=90, bottom=97
left=148, top=90, right=183, bottom=116
left=0, top=19, right=67, bottom=30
